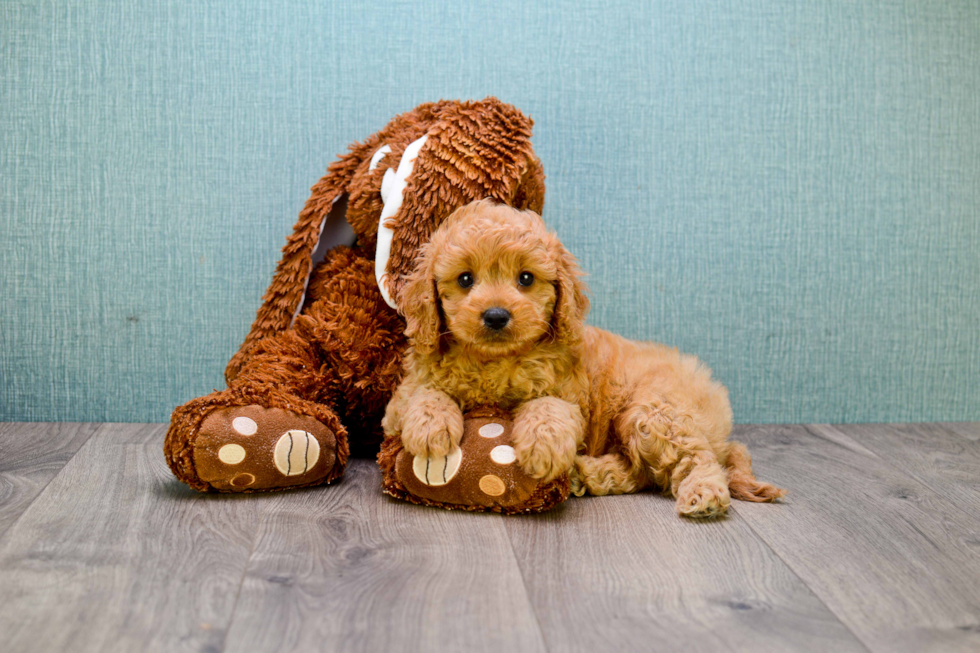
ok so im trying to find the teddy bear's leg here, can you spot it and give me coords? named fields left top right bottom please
left=164, top=246, right=407, bottom=492
left=165, top=328, right=350, bottom=493
left=287, top=246, right=409, bottom=456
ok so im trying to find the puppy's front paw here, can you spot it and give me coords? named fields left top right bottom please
left=675, top=474, right=731, bottom=519
left=400, top=402, right=464, bottom=459
left=512, top=398, right=581, bottom=482
left=514, top=436, right=574, bottom=482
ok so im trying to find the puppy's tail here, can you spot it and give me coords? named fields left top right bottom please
left=725, top=441, right=786, bottom=502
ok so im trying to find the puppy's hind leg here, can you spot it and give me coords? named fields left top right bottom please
left=616, top=400, right=731, bottom=518
left=570, top=453, right=646, bottom=496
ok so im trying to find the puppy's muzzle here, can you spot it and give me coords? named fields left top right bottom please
left=482, top=308, right=511, bottom=331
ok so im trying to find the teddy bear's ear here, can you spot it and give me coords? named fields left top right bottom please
left=512, top=153, right=546, bottom=216
left=377, top=98, right=543, bottom=309
left=398, top=242, right=443, bottom=357
left=225, top=144, right=374, bottom=383
left=549, top=234, right=590, bottom=347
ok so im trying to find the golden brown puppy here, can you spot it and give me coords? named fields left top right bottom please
left=383, top=200, right=784, bottom=517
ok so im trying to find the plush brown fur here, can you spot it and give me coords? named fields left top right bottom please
left=385, top=200, right=786, bottom=518
left=165, top=99, right=546, bottom=492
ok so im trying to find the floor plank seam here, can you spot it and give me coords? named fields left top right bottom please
left=730, top=505, right=876, bottom=653
left=217, top=501, right=268, bottom=653
left=801, top=424, right=882, bottom=460
left=501, top=516, right=553, bottom=653
left=0, top=423, right=102, bottom=546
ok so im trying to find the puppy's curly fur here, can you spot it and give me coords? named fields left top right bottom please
left=383, top=200, right=785, bottom=518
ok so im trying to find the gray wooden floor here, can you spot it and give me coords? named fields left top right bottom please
left=0, top=422, right=978, bottom=653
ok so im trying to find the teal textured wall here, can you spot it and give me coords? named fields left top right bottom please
left=2, top=1, right=978, bottom=424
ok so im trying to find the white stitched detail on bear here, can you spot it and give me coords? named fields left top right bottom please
left=290, top=194, right=356, bottom=328
left=274, top=430, right=320, bottom=476
left=375, top=134, right=429, bottom=309
left=478, top=423, right=505, bottom=439
left=412, top=446, right=462, bottom=486
left=490, top=445, right=516, bottom=465
left=369, top=144, right=391, bottom=171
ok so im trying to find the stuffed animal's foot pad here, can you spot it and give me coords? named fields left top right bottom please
left=193, top=406, right=336, bottom=491
left=412, top=447, right=463, bottom=486
left=381, top=408, right=571, bottom=514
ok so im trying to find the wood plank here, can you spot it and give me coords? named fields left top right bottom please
left=937, top=422, right=980, bottom=442
left=505, top=491, right=866, bottom=653
left=809, top=423, right=980, bottom=521
left=0, top=423, right=264, bottom=653
left=0, top=422, right=99, bottom=539
left=223, top=459, right=547, bottom=653
left=3, top=421, right=976, bottom=652
left=733, top=424, right=980, bottom=653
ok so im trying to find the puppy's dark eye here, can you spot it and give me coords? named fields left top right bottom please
left=518, top=272, right=534, bottom=287
left=458, top=272, right=474, bottom=289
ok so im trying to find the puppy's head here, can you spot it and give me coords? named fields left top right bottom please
left=401, top=199, right=589, bottom=358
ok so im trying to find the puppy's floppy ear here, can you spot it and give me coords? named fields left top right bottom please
left=399, top=242, right=443, bottom=356
left=548, top=235, right=590, bottom=345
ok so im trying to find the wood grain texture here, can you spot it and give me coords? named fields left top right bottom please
left=809, top=423, right=980, bottom=520
left=938, top=422, right=980, bottom=442
left=0, top=424, right=264, bottom=653
left=2, top=422, right=980, bottom=653
left=222, top=459, right=547, bottom=653
left=733, top=424, right=980, bottom=653
left=0, top=422, right=99, bottom=539
left=506, top=492, right=866, bottom=653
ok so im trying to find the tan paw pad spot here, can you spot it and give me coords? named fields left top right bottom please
left=478, top=423, right=505, bottom=439
left=232, top=416, right=258, bottom=435
left=412, top=447, right=462, bottom=486
left=218, top=444, right=246, bottom=465
left=479, top=474, right=506, bottom=497
left=230, top=473, right=255, bottom=488
left=489, top=445, right=516, bottom=465
left=274, top=430, right=321, bottom=476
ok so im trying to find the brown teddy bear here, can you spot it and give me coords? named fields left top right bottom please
left=164, top=98, right=548, bottom=498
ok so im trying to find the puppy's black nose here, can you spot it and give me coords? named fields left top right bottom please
left=482, top=307, right=511, bottom=331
